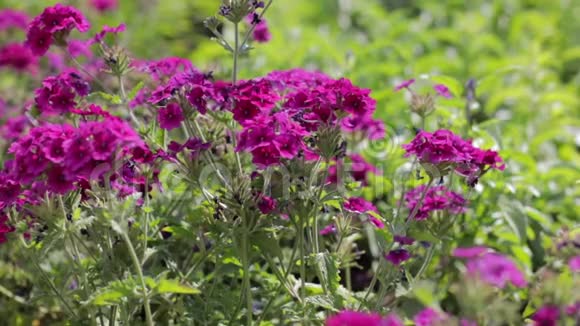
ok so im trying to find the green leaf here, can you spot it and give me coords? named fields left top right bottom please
left=92, top=289, right=127, bottom=305
left=310, top=253, right=341, bottom=294
left=127, top=81, right=145, bottom=100
left=412, top=280, right=437, bottom=306
left=90, top=91, right=123, bottom=105
left=304, top=295, right=337, bottom=311
left=251, top=230, right=282, bottom=259
left=157, top=279, right=201, bottom=295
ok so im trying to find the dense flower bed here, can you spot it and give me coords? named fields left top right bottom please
left=0, top=1, right=578, bottom=325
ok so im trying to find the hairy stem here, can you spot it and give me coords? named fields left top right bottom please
left=120, top=231, right=154, bottom=326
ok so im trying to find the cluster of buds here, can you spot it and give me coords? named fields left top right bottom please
left=218, top=0, right=264, bottom=24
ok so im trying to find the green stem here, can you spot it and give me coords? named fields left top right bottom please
left=233, top=23, right=239, bottom=84
left=404, top=177, right=434, bottom=231
left=142, top=177, right=150, bottom=263
left=241, top=228, right=252, bottom=326
left=298, top=220, right=307, bottom=323
left=0, top=283, right=27, bottom=305
left=67, top=50, right=112, bottom=93
left=345, top=266, right=352, bottom=292
left=20, top=237, right=78, bottom=319
left=359, top=261, right=382, bottom=310
left=414, top=244, right=436, bottom=282
left=231, top=22, right=245, bottom=176
left=120, top=231, right=154, bottom=326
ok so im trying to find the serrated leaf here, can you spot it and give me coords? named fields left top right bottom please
left=90, top=91, right=123, bottom=105
left=304, top=295, right=337, bottom=311
left=157, top=279, right=200, bottom=295
left=251, top=230, right=282, bottom=259
left=311, top=253, right=341, bottom=295
left=92, top=289, right=127, bottom=305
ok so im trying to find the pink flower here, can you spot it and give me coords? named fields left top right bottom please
left=93, top=23, right=126, bottom=43
left=252, top=22, right=271, bottom=43
left=464, top=252, right=527, bottom=288
left=394, top=79, right=415, bottom=91
left=326, top=310, right=402, bottom=326
left=433, top=84, right=452, bottom=98
left=0, top=177, right=21, bottom=205
left=47, top=165, right=74, bottom=194
left=0, top=9, right=29, bottom=31
left=34, top=71, right=90, bottom=115
left=414, top=308, right=448, bottom=326
left=320, top=224, right=337, bottom=235
left=90, top=0, right=119, bottom=12
left=25, top=25, right=52, bottom=56
left=246, top=14, right=271, bottom=43
left=158, top=103, right=185, bottom=130
left=385, top=249, right=411, bottom=265
left=251, top=144, right=280, bottom=167
left=0, top=43, right=38, bottom=74
left=404, top=185, right=467, bottom=220
left=25, top=4, right=90, bottom=56
left=565, top=301, right=579, bottom=317
left=532, top=305, right=560, bottom=326
left=344, top=197, right=377, bottom=214
left=273, top=134, right=301, bottom=159
left=402, top=129, right=505, bottom=182
left=394, top=235, right=415, bottom=245
left=0, top=213, right=15, bottom=244
left=569, top=256, right=580, bottom=272
left=452, top=246, right=491, bottom=258
left=258, top=195, right=277, bottom=214
left=349, top=154, right=380, bottom=186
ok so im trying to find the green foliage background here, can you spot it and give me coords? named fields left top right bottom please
left=1, top=0, right=579, bottom=324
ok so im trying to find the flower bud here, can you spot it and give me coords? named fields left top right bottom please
left=410, top=93, right=435, bottom=117
left=219, top=0, right=254, bottom=24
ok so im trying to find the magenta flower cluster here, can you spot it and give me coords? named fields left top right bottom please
left=0, top=116, right=149, bottom=209
left=453, top=247, right=527, bottom=289
left=234, top=69, right=384, bottom=167
left=25, top=4, right=90, bottom=56
left=0, top=9, right=29, bottom=31
left=35, top=70, right=90, bottom=115
left=325, top=310, right=403, bottom=326
left=404, top=185, right=467, bottom=220
left=402, top=129, right=504, bottom=184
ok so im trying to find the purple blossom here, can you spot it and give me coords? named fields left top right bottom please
left=394, top=79, right=415, bottom=91
left=320, top=224, right=337, bottom=235
left=385, top=249, right=411, bottom=265
left=326, top=310, right=401, bottom=326
left=402, top=129, right=505, bottom=181
left=463, top=252, right=527, bottom=289
left=0, top=43, right=38, bottom=74
left=404, top=185, right=467, bottom=220
left=433, top=84, right=452, bottom=98
left=158, top=103, right=185, bottom=131
left=568, top=256, right=580, bottom=272
left=25, top=4, right=90, bottom=56
left=90, top=0, right=119, bottom=12
left=344, top=197, right=377, bottom=214
left=0, top=9, right=29, bottom=31
left=394, top=235, right=415, bottom=245
left=258, top=195, right=277, bottom=214
left=452, top=246, right=491, bottom=258
left=531, top=305, right=560, bottom=326
left=413, top=308, right=448, bottom=326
